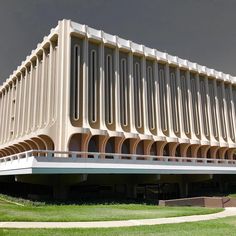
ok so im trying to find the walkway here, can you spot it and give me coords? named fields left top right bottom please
left=0, top=207, right=236, bottom=228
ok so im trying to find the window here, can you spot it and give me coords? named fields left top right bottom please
left=90, top=49, right=97, bottom=123
left=170, top=69, right=179, bottom=133
left=105, top=54, right=113, bottom=124
left=208, top=79, right=218, bottom=139
left=200, top=77, right=209, bottom=138
left=190, top=74, right=200, bottom=136
left=180, top=71, right=190, bottom=135
left=159, top=64, right=168, bottom=132
left=134, top=61, right=142, bottom=129
left=73, top=44, right=80, bottom=120
left=217, top=82, right=226, bottom=140
left=146, top=63, right=156, bottom=131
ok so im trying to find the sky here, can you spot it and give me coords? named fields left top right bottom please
left=0, top=0, right=236, bottom=83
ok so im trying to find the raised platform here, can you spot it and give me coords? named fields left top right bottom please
left=159, top=197, right=236, bottom=208
left=1, top=150, right=236, bottom=176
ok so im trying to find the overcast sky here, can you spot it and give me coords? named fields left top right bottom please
left=0, top=0, right=236, bottom=83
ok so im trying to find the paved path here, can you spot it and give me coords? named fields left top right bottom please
left=1, top=207, right=236, bottom=228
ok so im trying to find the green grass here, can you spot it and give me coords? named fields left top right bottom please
left=0, top=200, right=221, bottom=222
left=228, top=193, right=236, bottom=198
left=0, top=194, right=221, bottom=222
left=1, top=216, right=236, bottom=236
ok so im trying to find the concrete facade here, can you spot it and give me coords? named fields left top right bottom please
left=0, top=19, right=236, bottom=162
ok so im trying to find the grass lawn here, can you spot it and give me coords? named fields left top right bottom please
left=0, top=198, right=221, bottom=222
left=0, top=194, right=222, bottom=222
left=228, top=193, right=236, bottom=198
left=1, top=216, right=236, bottom=236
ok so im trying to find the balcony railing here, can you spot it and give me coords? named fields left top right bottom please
left=0, top=150, right=236, bottom=166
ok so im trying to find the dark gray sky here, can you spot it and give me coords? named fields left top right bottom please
left=0, top=0, right=236, bottom=83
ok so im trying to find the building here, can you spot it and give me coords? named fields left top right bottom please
left=0, top=19, right=236, bottom=199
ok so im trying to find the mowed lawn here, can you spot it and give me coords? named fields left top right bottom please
left=0, top=198, right=221, bottom=222
left=1, top=216, right=236, bottom=236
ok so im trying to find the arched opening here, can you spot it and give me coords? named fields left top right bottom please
left=5, top=147, right=14, bottom=155
left=15, top=144, right=25, bottom=152
left=207, top=149, right=211, bottom=158
left=175, top=145, right=181, bottom=157
left=178, top=143, right=190, bottom=157
left=233, top=153, right=236, bottom=160
left=187, top=146, right=191, bottom=157
left=218, top=147, right=228, bottom=159
left=121, top=139, right=131, bottom=154
left=25, top=140, right=37, bottom=150
left=105, top=137, right=116, bottom=153
left=136, top=140, right=145, bottom=155
left=88, top=136, right=99, bottom=153
left=197, top=148, right=201, bottom=158
left=19, top=142, right=31, bottom=151
left=207, top=146, right=219, bottom=159
left=31, top=137, right=46, bottom=150
left=150, top=142, right=157, bottom=156
left=39, top=135, right=54, bottom=150
left=197, top=146, right=210, bottom=159
left=186, top=145, right=200, bottom=158
left=163, top=144, right=169, bottom=156
left=68, top=134, right=82, bottom=152
left=215, top=150, right=220, bottom=159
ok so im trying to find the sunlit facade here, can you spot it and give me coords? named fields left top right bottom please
left=1, top=19, right=236, bottom=168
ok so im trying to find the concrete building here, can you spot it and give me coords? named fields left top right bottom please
left=1, top=20, right=236, bottom=199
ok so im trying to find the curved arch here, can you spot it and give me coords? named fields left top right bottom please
left=2, top=148, right=11, bottom=156
left=120, top=138, right=140, bottom=155
left=10, top=145, right=18, bottom=154
left=179, top=143, right=190, bottom=157
left=88, top=135, right=100, bottom=153
left=121, top=139, right=131, bottom=154
left=6, top=146, right=13, bottom=154
left=163, top=143, right=170, bottom=156
left=12, top=145, right=22, bottom=153
left=19, top=142, right=31, bottom=151
left=31, top=137, right=46, bottom=150
left=28, top=139, right=40, bottom=150
left=207, top=146, right=220, bottom=159
left=68, top=133, right=82, bottom=152
left=168, top=142, right=179, bottom=156
left=155, top=141, right=167, bottom=156
left=150, top=142, right=158, bottom=156
left=0, top=149, right=9, bottom=157
left=39, top=135, right=54, bottom=150
left=175, top=145, right=181, bottom=157
left=14, top=143, right=26, bottom=152
left=227, top=149, right=236, bottom=160
left=24, top=140, right=37, bottom=150
left=136, top=140, right=145, bottom=155
left=105, top=137, right=116, bottom=153
left=218, top=147, right=228, bottom=159
left=136, top=140, right=153, bottom=155
left=197, top=145, right=210, bottom=158
left=186, top=144, right=201, bottom=158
